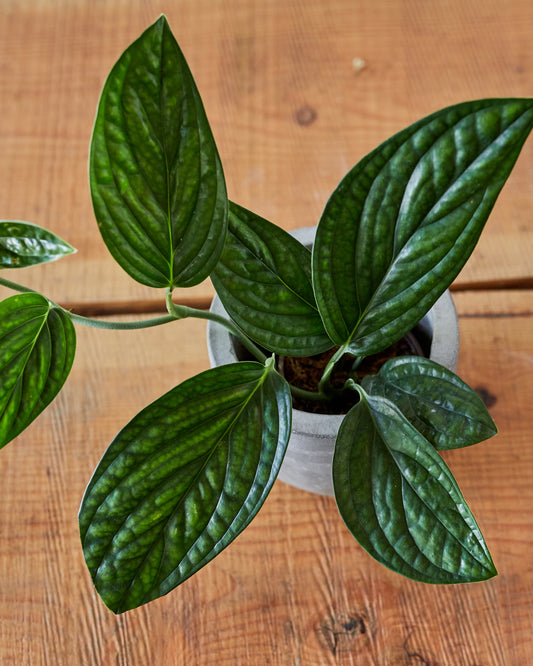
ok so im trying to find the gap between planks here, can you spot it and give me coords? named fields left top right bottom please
left=60, top=277, right=533, bottom=318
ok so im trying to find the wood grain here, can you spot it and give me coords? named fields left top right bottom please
left=1, top=1, right=533, bottom=664
left=0, top=291, right=531, bottom=665
left=1, top=0, right=533, bottom=304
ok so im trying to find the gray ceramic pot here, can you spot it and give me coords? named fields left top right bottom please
left=207, top=226, right=460, bottom=496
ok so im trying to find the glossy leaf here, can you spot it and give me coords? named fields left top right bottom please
left=90, top=15, right=227, bottom=289
left=333, top=393, right=496, bottom=583
left=313, top=98, right=533, bottom=356
left=0, top=220, right=75, bottom=268
left=0, top=293, right=76, bottom=448
left=211, top=202, right=332, bottom=356
left=79, top=360, right=291, bottom=613
left=362, top=357, right=497, bottom=449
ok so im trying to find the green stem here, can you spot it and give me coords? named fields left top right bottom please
left=66, top=311, right=176, bottom=330
left=0, top=275, right=38, bottom=294
left=345, top=378, right=366, bottom=401
left=318, top=345, right=347, bottom=397
left=165, top=289, right=268, bottom=363
left=289, top=384, right=329, bottom=402
left=0, top=275, right=177, bottom=330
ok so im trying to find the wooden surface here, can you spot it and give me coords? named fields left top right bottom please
left=0, top=1, right=532, bottom=664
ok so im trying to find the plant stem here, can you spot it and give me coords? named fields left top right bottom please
left=345, top=378, right=366, bottom=401
left=289, top=384, right=329, bottom=402
left=0, top=275, right=38, bottom=294
left=0, top=274, right=177, bottom=330
left=66, top=311, right=176, bottom=330
left=165, top=289, right=268, bottom=363
left=318, top=345, right=347, bottom=397
left=0, top=275, right=331, bottom=386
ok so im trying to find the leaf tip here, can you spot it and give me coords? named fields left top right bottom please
left=470, top=560, right=498, bottom=584
left=486, top=562, right=498, bottom=580
left=264, top=354, right=276, bottom=370
left=154, top=13, right=170, bottom=28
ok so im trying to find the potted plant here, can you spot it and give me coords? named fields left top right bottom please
left=207, top=225, right=461, bottom=496
left=0, top=15, right=532, bottom=614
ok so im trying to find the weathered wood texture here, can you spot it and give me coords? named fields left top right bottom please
left=1, top=1, right=533, bottom=664
left=1, top=0, right=533, bottom=306
left=0, top=291, right=532, bottom=665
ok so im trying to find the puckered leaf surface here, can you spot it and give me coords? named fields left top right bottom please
left=362, top=357, right=497, bottom=449
left=313, top=98, right=533, bottom=355
left=0, top=220, right=75, bottom=268
left=212, top=202, right=332, bottom=356
left=333, top=393, right=496, bottom=583
left=0, top=293, right=76, bottom=448
left=79, top=361, right=291, bottom=613
left=90, top=15, right=227, bottom=289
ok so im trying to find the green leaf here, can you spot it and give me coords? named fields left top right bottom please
left=0, top=220, right=75, bottom=268
left=313, top=98, right=533, bottom=356
left=79, top=360, right=291, bottom=613
left=90, top=15, right=227, bottom=289
left=362, top=357, right=497, bottom=449
left=211, top=202, right=332, bottom=356
left=333, top=393, right=496, bottom=583
left=0, top=293, right=76, bottom=448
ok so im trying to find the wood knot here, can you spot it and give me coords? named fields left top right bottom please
left=475, top=386, right=497, bottom=408
left=294, top=105, right=317, bottom=126
left=316, top=611, right=370, bottom=656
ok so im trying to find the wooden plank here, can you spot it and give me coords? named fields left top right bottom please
left=1, top=0, right=532, bottom=306
left=0, top=290, right=531, bottom=664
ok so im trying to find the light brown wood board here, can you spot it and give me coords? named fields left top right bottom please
left=0, top=290, right=531, bottom=665
left=0, top=0, right=532, bottom=663
left=1, top=0, right=533, bottom=308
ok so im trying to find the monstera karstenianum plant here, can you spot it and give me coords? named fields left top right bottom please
left=1, top=16, right=531, bottom=613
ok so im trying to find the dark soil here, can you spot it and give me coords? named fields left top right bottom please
left=278, top=332, right=424, bottom=415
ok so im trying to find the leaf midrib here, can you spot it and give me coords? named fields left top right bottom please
left=159, top=24, right=175, bottom=287
left=367, top=397, right=492, bottom=575
left=137, top=367, right=271, bottom=607
left=365, top=423, right=467, bottom=582
left=92, top=366, right=271, bottom=609
left=0, top=303, right=50, bottom=437
left=342, top=105, right=531, bottom=351
left=227, top=217, right=318, bottom=313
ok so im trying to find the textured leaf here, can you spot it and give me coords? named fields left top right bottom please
left=362, top=357, right=497, bottom=449
left=211, top=202, right=332, bottom=356
left=90, top=15, right=227, bottom=289
left=0, top=220, right=75, bottom=268
left=79, top=361, right=291, bottom=613
left=333, top=394, right=496, bottom=583
left=0, top=293, right=76, bottom=448
left=313, top=98, right=533, bottom=356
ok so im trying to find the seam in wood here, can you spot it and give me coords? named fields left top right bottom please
left=60, top=280, right=532, bottom=319
left=450, top=277, right=533, bottom=291
left=60, top=297, right=212, bottom=317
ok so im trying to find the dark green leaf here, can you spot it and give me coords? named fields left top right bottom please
left=0, top=220, right=75, bottom=268
left=0, top=293, right=76, bottom=448
left=211, top=202, right=332, bottom=356
left=313, top=99, right=533, bottom=356
left=90, top=15, right=227, bottom=289
left=333, top=393, right=496, bottom=583
left=79, top=360, right=291, bottom=613
left=362, top=357, right=497, bottom=449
